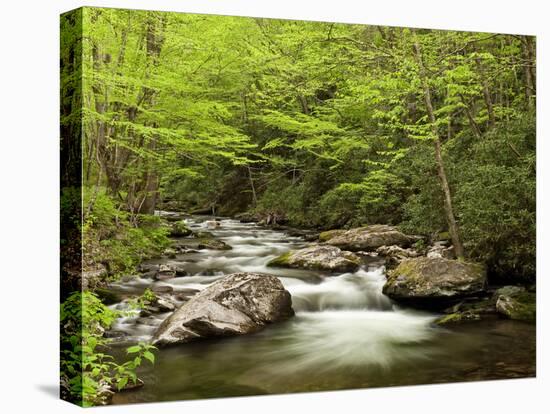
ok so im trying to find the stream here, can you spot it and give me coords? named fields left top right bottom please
left=107, top=216, right=535, bottom=405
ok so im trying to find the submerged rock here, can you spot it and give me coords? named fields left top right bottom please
left=434, top=297, right=496, bottom=325
left=197, top=238, right=232, bottom=250
left=152, top=272, right=294, bottom=346
left=383, top=257, right=487, bottom=307
left=494, top=286, right=536, bottom=321
left=324, top=225, right=415, bottom=252
left=267, top=245, right=362, bottom=272
left=151, top=285, right=174, bottom=294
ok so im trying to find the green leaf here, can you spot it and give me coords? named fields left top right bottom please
left=126, top=345, right=141, bottom=354
left=117, top=377, right=128, bottom=391
left=143, top=351, right=155, bottom=364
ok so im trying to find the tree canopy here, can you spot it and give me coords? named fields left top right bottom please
left=75, top=7, right=536, bottom=280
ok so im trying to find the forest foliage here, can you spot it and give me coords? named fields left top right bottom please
left=75, top=8, right=535, bottom=281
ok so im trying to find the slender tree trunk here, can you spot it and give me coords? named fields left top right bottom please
left=520, top=35, right=536, bottom=108
left=459, top=95, right=483, bottom=139
left=475, top=57, right=495, bottom=128
left=247, top=166, right=257, bottom=207
left=413, top=36, right=465, bottom=259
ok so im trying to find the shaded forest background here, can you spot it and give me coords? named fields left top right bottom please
left=62, top=8, right=535, bottom=284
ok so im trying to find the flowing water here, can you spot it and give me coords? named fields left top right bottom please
left=108, top=217, right=536, bottom=405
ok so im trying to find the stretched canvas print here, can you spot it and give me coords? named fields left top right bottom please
left=60, top=6, right=536, bottom=407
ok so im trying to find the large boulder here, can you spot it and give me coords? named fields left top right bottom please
left=152, top=273, right=294, bottom=346
left=267, top=245, right=361, bottom=272
left=383, top=257, right=487, bottom=307
left=494, top=286, right=536, bottom=321
left=324, top=225, right=415, bottom=252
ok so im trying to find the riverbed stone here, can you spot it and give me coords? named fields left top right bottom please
left=197, top=238, right=232, bottom=250
left=383, top=257, right=487, bottom=307
left=267, top=245, right=362, bottom=272
left=152, top=272, right=294, bottom=346
left=434, top=297, right=496, bottom=325
left=155, top=264, right=177, bottom=280
left=151, top=285, right=174, bottom=294
left=324, top=225, right=415, bottom=251
left=494, top=286, right=536, bottom=321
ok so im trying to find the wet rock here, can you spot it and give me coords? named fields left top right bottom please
left=151, top=285, right=174, bottom=294
left=239, top=212, right=262, bottom=223
left=140, top=307, right=160, bottom=317
left=95, top=287, right=123, bottom=305
left=161, top=262, right=189, bottom=277
left=139, top=263, right=159, bottom=273
left=304, top=233, right=321, bottom=242
left=197, top=238, right=232, bottom=250
left=435, top=297, right=496, bottom=325
left=234, top=211, right=260, bottom=223
left=155, top=264, right=176, bottom=280
left=376, top=244, right=420, bottom=267
left=324, top=225, right=415, bottom=252
left=155, top=297, right=177, bottom=312
left=494, top=286, right=536, bottom=321
left=383, top=257, right=487, bottom=308
left=162, top=248, right=177, bottom=258
left=152, top=272, right=294, bottom=346
left=174, top=288, right=200, bottom=300
left=141, top=270, right=157, bottom=279
left=136, top=316, right=161, bottom=326
left=170, top=220, right=192, bottom=237
left=267, top=245, right=361, bottom=272
left=193, top=231, right=214, bottom=239
left=104, top=330, right=129, bottom=339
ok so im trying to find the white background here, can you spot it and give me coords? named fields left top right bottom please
left=0, top=0, right=547, bottom=412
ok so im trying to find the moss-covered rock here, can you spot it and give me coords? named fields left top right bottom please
left=267, top=245, right=361, bottom=272
left=197, top=238, right=232, bottom=250
left=434, top=298, right=496, bottom=325
left=318, top=229, right=346, bottom=242
left=170, top=220, right=192, bottom=237
left=193, top=231, right=214, bottom=239
left=325, top=225, right=415, bottom=251
left=383, top=257, right=487, bottom=308
left=494, top=286, right=536, bottom=321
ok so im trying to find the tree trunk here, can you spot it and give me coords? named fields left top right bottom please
left=247, top=166, right=257, bottom=207
left=413, top=36, right=465, bottom=259
left=521, top=35, right=536, bottom=108
left=476, top=57, right=496, bottom=128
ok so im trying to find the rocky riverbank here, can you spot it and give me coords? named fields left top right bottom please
left=98, top=214, right=535, bottom=405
